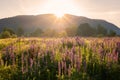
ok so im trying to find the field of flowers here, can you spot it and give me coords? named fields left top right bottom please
left=0, top=37, right=120, bottom=80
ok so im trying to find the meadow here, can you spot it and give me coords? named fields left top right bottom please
left=0, top=37, right=120, bottom=80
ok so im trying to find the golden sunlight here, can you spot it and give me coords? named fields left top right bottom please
left=54, top=12, right=65, bottom=18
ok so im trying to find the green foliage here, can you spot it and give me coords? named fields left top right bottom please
left=3, top=27, right=15, bottom=35
left=42, top=28, right=57, bottom=37
left=11, top=34, right=17, bottom=38
left=1, top=22, right=117, bottom=37
left=57, top=31, right=67, bottom=37
left=0, top=31, right=11, bottom=38
left=31, top=28, right=43, bottom=37
left=17, top=27, right=24, bottom=37
left=0, top=43, right=6, bottom=50
left=0, top=65, right=18, bottom=80
left=108, top=30, right=116, bottom=37
left=76, top=23, right=96, bottom=36
left=65, top=26, right=77, bottom=37
left=96, top=24, right=107, bottom=36
left=0, top=28, right=17, bottom=38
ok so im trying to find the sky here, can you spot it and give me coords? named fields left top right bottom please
left=0, top=0, right=120, bottom=27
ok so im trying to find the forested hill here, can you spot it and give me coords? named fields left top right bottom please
left=0, top=14, right=120, bottom=37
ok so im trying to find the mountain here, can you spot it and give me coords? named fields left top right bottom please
left=0, top=14, right=120, bottom=35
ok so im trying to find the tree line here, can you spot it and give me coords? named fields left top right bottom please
left=66, top=23, right=116, bottom=37
left=0, top=23, right=117, bottom=38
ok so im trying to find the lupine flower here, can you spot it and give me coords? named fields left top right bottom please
left=30, top=58, right=33, bottom=68
left=68, top=64, right=71, bottom=77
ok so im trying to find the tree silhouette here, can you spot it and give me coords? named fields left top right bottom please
left=96, top=24, right=107, bottom=36
left=31, top=28, right=43, bottom=37
left=77, top=23, right=95, bottom=36
left=65, top=26, right=77, bottom=37
left=17, top=27, right=24, bottom=37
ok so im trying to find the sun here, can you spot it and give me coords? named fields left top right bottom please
left=54, top=12, right=65, bottom=18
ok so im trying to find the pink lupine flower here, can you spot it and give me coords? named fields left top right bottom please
left=30, top=58, right=33, bottom=68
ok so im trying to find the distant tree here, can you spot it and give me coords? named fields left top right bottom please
left=76, top=23, right=95, bottom=36
left=0, top=27, right=17, bottom=38
left=58, top=31, right=67, bottom=37
left=17, top=27, right=24, bottom=37
left=42, top=28, right=57, bottom=37
left=108, top=30, right=116, bottom=37
left=96, top=24, right=107, bottom=36
left=65, top=26, right=77, bottom=37
left=31, top=28, right=43, bottom=37
left=11, top=34, right=17, bottom=38
left=0, top=31, right=11, bottom=38
left=3, top=27, right=15, bottom=35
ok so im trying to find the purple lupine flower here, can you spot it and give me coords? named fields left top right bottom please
left=30, top=58, right=33, bottom=68
left=61, top=60, right=64, bottom=69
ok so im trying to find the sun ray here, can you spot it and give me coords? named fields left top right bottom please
left=54, top=12, right=65, bottom=18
